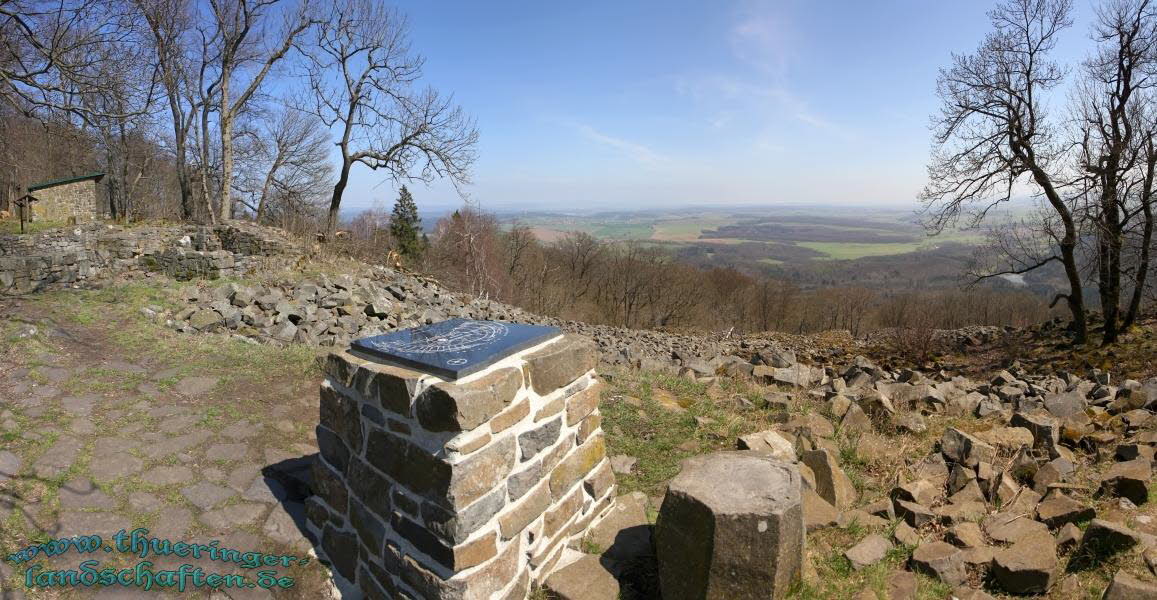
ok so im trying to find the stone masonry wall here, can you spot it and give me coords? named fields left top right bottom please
left=0, top=223, right=301, bottom=295
left=307, top=334, right=616, bottom=600
left=31, top=180, right=100, bottom=222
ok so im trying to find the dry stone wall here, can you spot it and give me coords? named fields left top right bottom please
left=306, top=334, right=616, bottom=600
left=0, top=222, right=299, bottom=295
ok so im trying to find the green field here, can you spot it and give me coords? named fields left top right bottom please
left=588, top=222, right=654, bottom=239
left=650, top=215, right=741, bottom=241
left=796, top=241, right=926, bottom=260
left=517, top=216, right=655, bottom=240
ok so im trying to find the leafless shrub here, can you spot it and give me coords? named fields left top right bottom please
left=884, top=301, right=945, bottom=365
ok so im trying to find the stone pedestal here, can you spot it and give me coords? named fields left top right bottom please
left=655, top=452, right=804, bottom=600
left=306, top=329, right=614, bottom=600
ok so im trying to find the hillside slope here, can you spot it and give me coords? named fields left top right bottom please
left=4, top=222, right=1157, bottom=599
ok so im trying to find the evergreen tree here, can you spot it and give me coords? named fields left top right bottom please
left=390, top=186, right=423, bottom=260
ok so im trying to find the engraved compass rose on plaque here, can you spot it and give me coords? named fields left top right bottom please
left=351, top=318, right=560, bottom=380
left=370, top=320, right=509, bottom=355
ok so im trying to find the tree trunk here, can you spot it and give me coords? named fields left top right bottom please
left=219, top=76, right=233, bottom=222
left=255, top=167, right=275, bottom=223
left=168, top=95, right=192, bottom=221
left=1028, top=163, right=1088, bottom=345
left=1059, top=237, right=1089, bottom=345
left=174, top=146, right=191, bottom=221
left=1099, top=179, right=1123, bottom=345
left=198, top=104, right=216, bottom=226
left=105, top=143, right=119, bottom=221
left=327, top=159, right=352, bottom=237
left=1124, top=195, right=1153, bottom=329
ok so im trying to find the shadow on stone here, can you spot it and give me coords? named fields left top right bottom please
left=260, top=453, right=320, bottom=553
left=600, top=524, right=659, bottom=600
left=1, top=470, right=106, bottom=539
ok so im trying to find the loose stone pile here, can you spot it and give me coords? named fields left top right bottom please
left=167, top=275, right=745, bottom=368
left=705, top=354, right=1157, bottom=597
left=306, top=334, right=616, bottom=599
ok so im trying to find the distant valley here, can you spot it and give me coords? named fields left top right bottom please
left=498, top=205, right=1031, bottom=293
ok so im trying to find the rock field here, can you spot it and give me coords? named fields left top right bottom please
left=5, top=222, right=1157, bottom=598
left=162, top=271, right=742, bottom=370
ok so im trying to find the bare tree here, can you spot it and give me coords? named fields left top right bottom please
left=646, top=261, right=701, bottom=328
left=1123, top=125, right=1156, bottom=326
left=1073, top=0, right=1157, bottom=343
left=136, top=0, right=199, bottom=220
left=922, top=0, right=1089, bottom=344
left=206, top=0, right=310, bottom=221
left=597, top=242, right=669, bottom=328
left=302, top=0, right=478, bottom=236
left=0, top=0, right=147, bottom=121
left=503, top=222, right=537, bottom=297
left=0, top=0, right=161, bottom=218
left=428, top=205, right=502, bottom=298
left=193, top=24, right=220, bottom=223
left=553, top=231, right=604, bottom=310
left=705, top=267, right=753, bottom=330
left=234, top=106, right=331, bottom=222
left=746, top=278, right=798, bottom=332
left=0, top=106, right=99, bottom=206
left=80, top=10, right=161, bottom=220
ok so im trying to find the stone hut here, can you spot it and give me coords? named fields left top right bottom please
left=25, top=172, right=104, bottom=223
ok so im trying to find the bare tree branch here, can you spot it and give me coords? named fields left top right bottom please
left=299, top=0, right=477, bottom=235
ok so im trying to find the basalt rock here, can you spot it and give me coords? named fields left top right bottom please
left=655, top=452, right=804, bottom=600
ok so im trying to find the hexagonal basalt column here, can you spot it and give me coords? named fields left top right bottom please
left=305, top=320, right=613, bottom=599
left=655, top=451, right=804, bottom=600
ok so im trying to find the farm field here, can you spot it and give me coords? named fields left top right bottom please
left=795, top=241, right=927, bottom=260
left=523, top=219, right=655, bottom=240
left=504, top=206, right=988, bottom=262
left=649, top=215, right=744, bottom=242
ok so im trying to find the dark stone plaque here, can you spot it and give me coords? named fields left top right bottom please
left=351, top=319, right=561, bottom=380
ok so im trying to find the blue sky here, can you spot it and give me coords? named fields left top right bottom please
left=339, top=0, right=1095, bottom=215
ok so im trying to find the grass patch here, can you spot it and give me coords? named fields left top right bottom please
left=0, top=219, right=68, bottom=234
left=795, top=528, right=951, bottom=600
left=600, top=368, right=796, bottom=497
left=29, top=282, right=322, bottom=386
left=63, top=367, right=146, bottom=394
left=199, top=406, right=225, bottom=428
left=578, top=534, right=604, bottom=555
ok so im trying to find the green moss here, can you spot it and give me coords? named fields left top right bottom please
left=578, top=535, right=604, bottom=555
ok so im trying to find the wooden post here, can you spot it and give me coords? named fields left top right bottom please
left=14, top=193, right=38, bottom=234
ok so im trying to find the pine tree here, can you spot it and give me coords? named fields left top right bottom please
left=390, top=186, right=423, bottom=260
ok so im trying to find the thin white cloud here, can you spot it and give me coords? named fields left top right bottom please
left=575, top=124, right=667, bottom=165
left=729, top=5, right=793, bottom=77
left=677, top=74, right=847, bottom=138
left=762, top=87, right=843, bottom=136
left=672, top=2, right=850, bottom=140
left=709, top=110, right=735, bottom=129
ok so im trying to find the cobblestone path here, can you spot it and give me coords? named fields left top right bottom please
left=1, top=291, right=335, bottom=599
